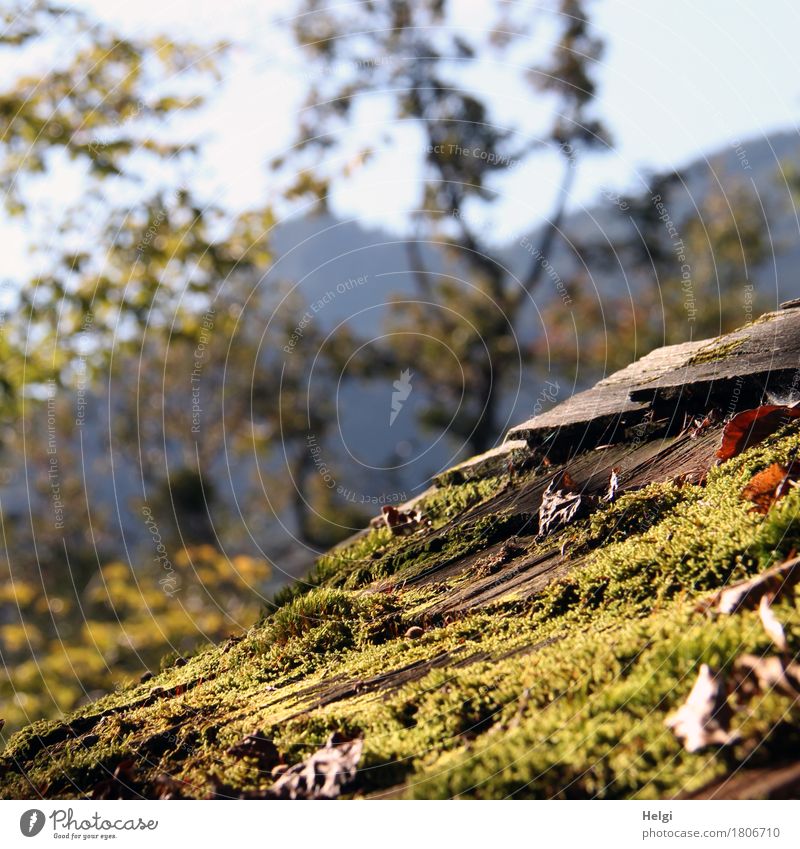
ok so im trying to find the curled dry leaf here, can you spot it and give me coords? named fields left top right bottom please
left=758, top=594, right=788, bottom=651
left=603, top=467, right=620, bottom=503
left=685, top=409, right=719, bottom=439
left=741, top=461, right=800, bottom=514
left=733, top=654, right=800, bottom=698
left=379, top=505, right=431, bottom=536
left=717, top=404, right=800, bottom=462
left=269, top=733, right=363, bottom=800
left=699, top=556, right=800, bottom=614
left=538, top=470, right=587, bottom=538
left=665, top=664, right=738, bottom=752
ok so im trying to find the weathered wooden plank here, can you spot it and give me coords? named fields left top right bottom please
left=392, top=426, right=723, bottom=616
left=507, top=309, right=800, bottom=451
left=506, top=339, right=706, bottom=446
left=686, top=760, right=800, bottom=800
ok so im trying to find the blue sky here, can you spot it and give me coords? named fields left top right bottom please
left=4, top=0, right=800, bottom=274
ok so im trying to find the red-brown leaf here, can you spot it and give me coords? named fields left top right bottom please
left=717, top=404, right=800, bottom=462
left=741, top=461, right=800, bottom=514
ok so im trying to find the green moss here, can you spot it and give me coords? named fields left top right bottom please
left=403, top=599, right=796, bottom=799
left=420, top=476, right=504, bottom=523
left=687, top=337, right=746, bottom=365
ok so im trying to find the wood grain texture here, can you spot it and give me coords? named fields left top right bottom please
left=507, top=310, right=800, bottom=452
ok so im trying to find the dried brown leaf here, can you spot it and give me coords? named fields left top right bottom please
left=717, top=404, right=800, bottom=462
left=733, top=654, right=800, bottom=698
left=269, top=733, right=363, bottom=799
left=665, top=664, right=738, bottom=752
left=603, top=467, right=620, bottom=503
left=699, top=557, right=800, bottom=614
left=685, top=409, right=719, bottom=439
left=741, top=461, right=800, bottom=514
left=379, top=505, right=431, bottom=536
left=758, top=594, right=788, bottom=651
left=538, top=470, right=588, bottom=537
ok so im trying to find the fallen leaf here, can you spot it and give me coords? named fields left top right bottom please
left=603, top=468, right=620, bottom=503
left=717, top=404, right=800, bottom=462
left=741, top=462, right=800, bottom=513
left=269, top=733, right=363, bottom=800
left=378, top=505, right=431, bottom=536
left=226, top=731, right=280, bottom=769
left=665, top=664, right=738, bottom=752
left=758, top=594, right=788, bottom=651
left=699, top=556, right=800, bottom=614
left=733, top=654, right=800, bottom=698
left=538, top=471, right=587, bottom=537
left=685, top=409, right=720, bottom=439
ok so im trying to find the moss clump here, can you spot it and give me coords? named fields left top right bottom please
left=687, top=337, right=746, bottom=365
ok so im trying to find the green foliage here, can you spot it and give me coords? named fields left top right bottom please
left=0, top=546, right=270, bottom=734
left=0, top=1, right=219, bottom=211
left=277, top=0, right=611, bottom=454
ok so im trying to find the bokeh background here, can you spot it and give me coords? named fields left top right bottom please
left=1, top=0, right=800, bottom=734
